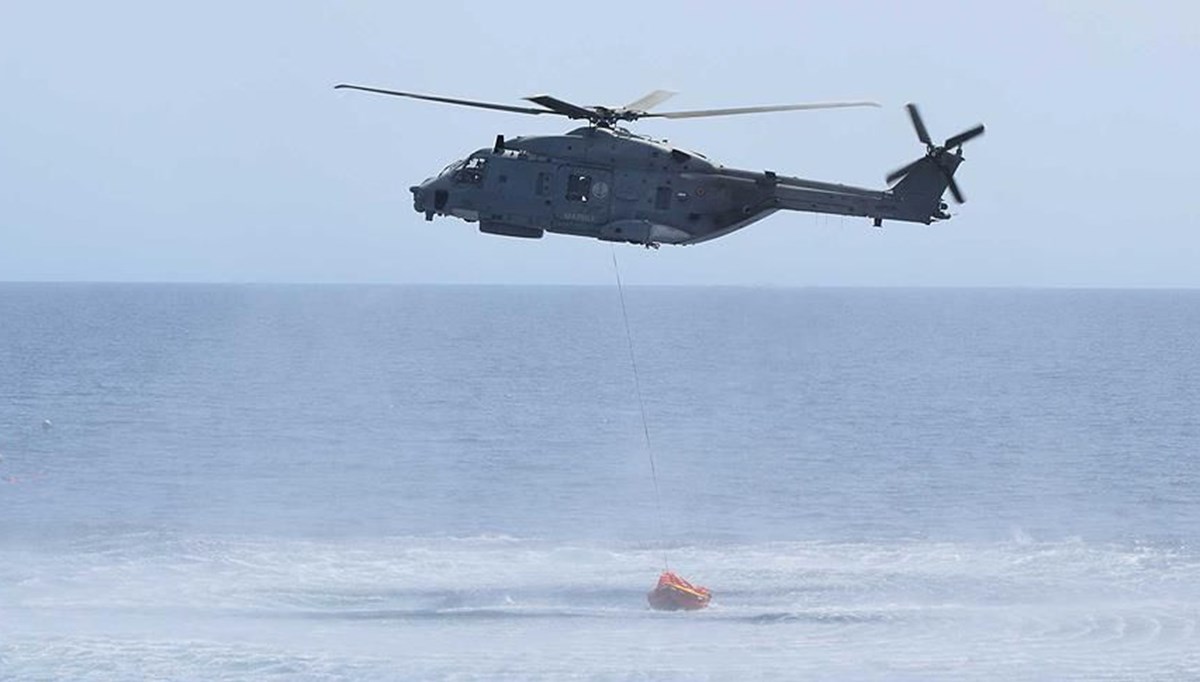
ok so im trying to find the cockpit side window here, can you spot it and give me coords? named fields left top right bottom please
left=453, top=156, right=487, bottom=185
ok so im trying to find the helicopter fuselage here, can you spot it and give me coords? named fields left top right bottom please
left=411, top=125, right=955, bottom=247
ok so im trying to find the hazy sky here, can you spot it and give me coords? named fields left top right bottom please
left=2, top=1, right=1197, bottom=286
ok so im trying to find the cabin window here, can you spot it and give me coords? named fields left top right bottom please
left=453, top=157, right=487, bottom=185
left=566, top=173, right=592, bottom=202
left=655, top=186, right=672, bottom=210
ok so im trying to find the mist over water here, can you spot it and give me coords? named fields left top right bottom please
left=2, top=285, right=1198, bottom=679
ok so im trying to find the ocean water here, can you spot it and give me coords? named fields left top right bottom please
left=1, top=284, right=1198, bottom=680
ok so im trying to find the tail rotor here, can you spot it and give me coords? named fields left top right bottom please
left=887, top=103, right=984, bottom=203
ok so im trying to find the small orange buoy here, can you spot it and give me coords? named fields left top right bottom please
left=647, top=571, right=711, bottom=611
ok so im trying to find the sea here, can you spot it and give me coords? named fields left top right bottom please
left=1, top=284, right=1198, bottom=680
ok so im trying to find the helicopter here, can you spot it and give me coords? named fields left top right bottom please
left=336, top=84, right=985, bottom=248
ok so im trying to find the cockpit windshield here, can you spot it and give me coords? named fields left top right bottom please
left=439, top=159, right=465, bottom=177
left=452, top=156, right=488, bottom=185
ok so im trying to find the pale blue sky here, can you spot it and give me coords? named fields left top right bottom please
left=2, top=1, right=1197, bottom=285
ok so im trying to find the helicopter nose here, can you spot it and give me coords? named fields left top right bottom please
left=412, top=180, right=446, bottom=220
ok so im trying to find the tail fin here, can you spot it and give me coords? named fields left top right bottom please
left=889, top=154, right=961, bottom=223
left=884, top=104, right=984, bottom=223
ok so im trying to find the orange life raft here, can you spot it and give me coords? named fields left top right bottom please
left=647, top=571, right=711, bottom=611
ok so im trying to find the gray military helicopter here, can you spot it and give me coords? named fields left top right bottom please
left=336, top=84, right=984, bottom=247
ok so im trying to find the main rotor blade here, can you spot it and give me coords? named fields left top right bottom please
left=524, top=95, right=599, bottom=120
left=647, top=100, right=880, bottom=119
left=943, top=124, right=985, bottom=150
left=622, top=89, right=677, bottom=112
left=905, top=103, right=932, bottom=147
left=886, top=158, right=924, bottom=185
left=334, top=84, right=551, bottom=116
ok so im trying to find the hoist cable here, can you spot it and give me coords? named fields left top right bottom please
left=610, top=248, right=669, bottom=571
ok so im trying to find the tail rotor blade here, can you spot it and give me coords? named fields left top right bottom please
left=932, top=161, right=966, bottom=203
left=886, top=158, right=924, bottom=184
left=945, top=175, right=965, bottom=203
left=906, top=103, right=932, bottom=147
left=944, top=124, right=985, bottom=150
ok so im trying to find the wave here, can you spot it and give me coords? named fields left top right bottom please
left=6, top=531, right=1200, bottom=607
left=5, top=532, right=1200, bottom=680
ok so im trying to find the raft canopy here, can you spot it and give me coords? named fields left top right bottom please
left=647, top=571, right=711, bottom=611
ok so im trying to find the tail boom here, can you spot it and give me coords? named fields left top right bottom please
left=742, top=160, right=960, bottom=226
